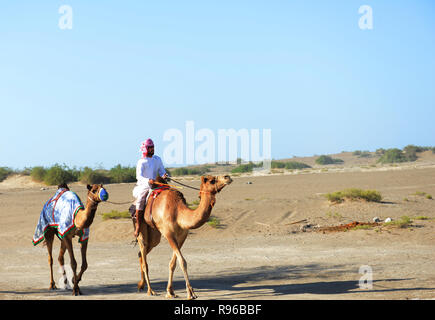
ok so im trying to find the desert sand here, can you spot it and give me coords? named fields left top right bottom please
left=0, top=152, right=434, bottom=300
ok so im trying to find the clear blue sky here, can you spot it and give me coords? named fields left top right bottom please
left=1, top=0, right=434, bottom=169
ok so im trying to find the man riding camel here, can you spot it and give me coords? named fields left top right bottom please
left=132, top=138, right=168, bottom=237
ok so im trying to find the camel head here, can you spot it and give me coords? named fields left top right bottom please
left=86, top=184, right=109, bottom=203
left=200, top=175, right=232, bottom=195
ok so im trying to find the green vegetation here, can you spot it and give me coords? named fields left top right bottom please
left=0, top=167, right=14, bottom=182
left=377, top=145, right=433, bottom=164
left=231, top=161, right=263, bottom=174
left=207, top=216, right=221, bottom=228
left=353, top=150, right=371, bottom=158
left=109, top=164, right=136, bottom=183
left=25, top=164, right=149, bottom=186
left=326, top=188, right=382, bottom=203
left=377, top=148, right=407, bottom=164
left=168, top=166, right=210, bottom=176
left=412, top=191, right=433, bottom=199
left=414, top=216, right=430, bottom=220
left=101, top=210, right=131, bottom=220
left=43, top=164, right=76, bottom=185
left=315, top=155, right=344, bottom=165
left=384, top=216, right=413, bottom=228
left=271, top=160, right=311, bottom=170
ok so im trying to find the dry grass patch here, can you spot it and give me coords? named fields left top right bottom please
left=326, top=188, right=382, bottom=203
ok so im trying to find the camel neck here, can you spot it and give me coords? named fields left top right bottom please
left=75, top=197, right=99, bottom=229
left=181, top=192, right=215, bottom=230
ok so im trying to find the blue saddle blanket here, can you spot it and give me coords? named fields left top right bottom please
left=33, top=188, right=88, bottom=246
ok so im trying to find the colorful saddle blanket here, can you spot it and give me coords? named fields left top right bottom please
left=32, top=188, right=88, bottom=246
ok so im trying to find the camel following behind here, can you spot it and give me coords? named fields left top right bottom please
left=32, top=183, right=108, bottom=295
left=133, top=174, right=232, bottom=300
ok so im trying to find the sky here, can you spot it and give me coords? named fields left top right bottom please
left=1, top=0, right=434, bottom=169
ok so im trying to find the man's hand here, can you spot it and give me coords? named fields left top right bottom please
left=162, top=173, right=169, bottom=179
left=148, top=179, right=155, bottom=186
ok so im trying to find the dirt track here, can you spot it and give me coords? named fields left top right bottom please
left=1, top=163, right=434, bottom=300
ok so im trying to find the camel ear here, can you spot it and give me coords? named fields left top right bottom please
left=201, top=176, right=208, bottom=183
left=87, top=184, right=92, bottom=191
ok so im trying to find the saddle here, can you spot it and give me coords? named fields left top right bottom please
left=144, top=185, right=170, bottom=229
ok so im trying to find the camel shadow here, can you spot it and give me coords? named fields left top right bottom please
left=71, top=264, right=432, bottom=298
left=2, top=264, right=432, bottom=298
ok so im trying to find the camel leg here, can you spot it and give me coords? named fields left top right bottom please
left=76, top=241, right=88, bottom=288
left=137, top=232, right=156, bottom=296
left=45, top=230, right=56, bottom=290
left=137, top=251, right=145, bottom=292
left=166, top=231, right=188, bottom=298
left=58, top=241, right=68, bottom=288
left=63, top=237, right=80, bottom=296
left=166, top=252, right=177, bottom=298
left=166, top=234, right=197, bottom=300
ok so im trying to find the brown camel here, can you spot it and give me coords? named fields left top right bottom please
left=37, top=184, right=107, bottom=295
left=134, top=174, right=232, bottom=299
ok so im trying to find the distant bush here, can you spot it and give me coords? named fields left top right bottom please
left=353, top=150, right=371, bottom=158
left=109, top=164, right=136, bottom=183
left=30, top=166, right=47, bottom=182
left=378, top=148, right=408, bottom=164
left=284, top=161, right=311, bottom=169
left=170, top=166, right=209, bottom=176
left=326, top=188, right=382, bottom=203
left=43, top=164, right=75, bottom=185
left=375, top=148, right=386, bottom=155
left=315, top=155, right=344, bottom=165
left=0, top=167, right=14, bottom=182
left=79, top=167, right=111, bottom=184
left=231, top=162, right=263, bottom=174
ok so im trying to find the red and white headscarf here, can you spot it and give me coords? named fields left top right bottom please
left=140, top=139, right=154, bottom=158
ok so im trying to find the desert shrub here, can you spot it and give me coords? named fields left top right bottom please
left=170, top=166, right=209, bottom=176
left=109, top=164, right=136, bottom=183
left=207, top=216, right=221, bottom=228
left=384, top=216, right=412, bottom=228
left=375, top=148, right=386, bottom=155
left=0, top=167, right=14, bottom=182
left=271, top=161, right=286, bottom=169
left=326, top=188, right=382, bottom=203
left=43, top=164, right=75, bottom=185
left=79, top=167, right=111, bottom=184
left=230, top=161, right=263, bottom=174
left=377, top=148, right=407, bottom=164
left=30, top=166, right=47, bottom=182
left=231, top=163, right=255, bottom=173
left=315, top=155, right=344, bottom=165
left=284, top=161, right=311, bottom=169
left=353, top=150, right=371, bottom=158
left=101, top=210, right=131, bottom=220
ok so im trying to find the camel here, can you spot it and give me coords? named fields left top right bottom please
left=134, top=174, right=232, bottom=299
left=33, top=183, right=108, bottom=296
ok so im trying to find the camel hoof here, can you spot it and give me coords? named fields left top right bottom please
left=166, top=293, right=178, bottom=299
left=147, top=289, right=157, bottom=296
left=137, top=283, right=145, bottom=292
left=48, top=284, right=57, bottom=290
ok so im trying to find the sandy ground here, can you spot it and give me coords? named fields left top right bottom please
left=1, top=156, right=435, bottom=300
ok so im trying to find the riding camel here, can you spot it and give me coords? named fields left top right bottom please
left=134, top=174, right=232, bottom=299
left=33, top=183, right=108, bottom=295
